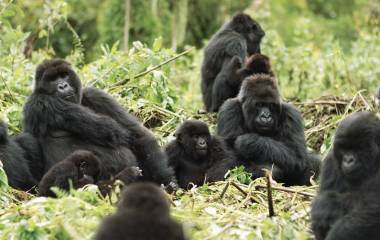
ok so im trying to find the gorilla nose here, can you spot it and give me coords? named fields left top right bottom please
left=260, top=115, right=272, bottom=123
left=58, top=82, right=69, bottom=91
left=343, top=156, right=356, bottom=168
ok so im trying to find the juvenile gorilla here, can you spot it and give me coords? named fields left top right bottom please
left=166, top=120, right=236, bottom=189
left=23, top=59, right=175, bottom=186
left=38, top=150, right=100, bottom=197
left=217, top=71, right=320, bottom=186
left=0, top=122, right=39, bottom=190
left=311, top=112, right=380, bottom=240
left=211, top=54, right=273, bottom=112
left=95, top=183, right=186, bottom=240
left=202, top=13, right=265, bottom=112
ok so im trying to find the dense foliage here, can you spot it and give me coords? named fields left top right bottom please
left=0, top=0, right=379, bottom=239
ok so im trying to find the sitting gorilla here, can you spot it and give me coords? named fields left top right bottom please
left=165, top=120, right=236, bottom=189
left=311, top=112, right=380, bottom=240
left=95, top=183, right=186, bottom=240
left=38, top=150, right=100, bottom=197
left=211, top=54, right=273, bottom=112
left=0, top=121, right=39, bottom=190
left=23, top=59, right=176, bottom=187
left=217, top=68, right=320, bottom=186
left=201, top=13, right=265, bottom=112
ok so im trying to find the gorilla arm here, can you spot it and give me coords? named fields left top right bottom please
left=206, top=136, right=236, bottom=182
left=211, top=56, right=243, bottom=112
left=23, top=94, right=129, bottom=147
left=217, top=98, right=246, bottom=147
left=81, top=87, right=176, bottom=185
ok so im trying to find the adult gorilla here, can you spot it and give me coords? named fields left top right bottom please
left=23, top=59, right=176, bottom=186
left=311, top=112, right=380, bottom=240
left=217, top=64, right=320, bottom=186
left=201, top=13, right=265, bottom=112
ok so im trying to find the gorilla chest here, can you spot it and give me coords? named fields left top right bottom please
left=178, top=159, right=208, bottom=187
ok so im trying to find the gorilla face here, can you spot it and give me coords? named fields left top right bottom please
left=242, top=99, right=280, bottom=135
left=34, top=59, right=82, bottom=103
left=332, top=112, right=380, bottom=184
left=176, top=120, right=211, bottom=158
left=334, top=139, right=380, bottom=183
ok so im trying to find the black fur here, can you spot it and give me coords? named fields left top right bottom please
left=311, top=112, right=380, bottom=240
left=217, top=70, right=320, bottom=186
left=97, top=166, right=142, bottom=198
left=166, top=120, right=236, bottom=189
left=201, top=13, right=265, bottom=112
left=0, top=121, right=39, bottom=190
left=23, top=59, right=175, bottom=187
left=211, top=54, right=273, bottom=112
left=95, top=183, right=186, bottom=240
left=38, top=150, right=100, bottom=197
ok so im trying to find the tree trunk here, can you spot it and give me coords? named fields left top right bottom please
left=123, top=0, right=131, bottom=51
left=171, top=0, right=188, bottom=51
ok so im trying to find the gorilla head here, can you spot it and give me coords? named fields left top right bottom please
left=118, top=182, right=169, bottom=214
left=332, top=112, right=380, bottom=184
left=34, top=59, right=82, bottom=103
left=240, top=54, right=274, bottom=77
left=238, top=75, right=281, bottom=135
left=174, top=120, right=211, bottom=158
left=228, top=13, right=265, bottom=54
left=0, top=121, right=8, bottom=144
left=71, top=150, right=101, bottom=183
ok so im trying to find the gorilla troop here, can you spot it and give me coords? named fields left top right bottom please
left=166, top=120, right=236, bottom=189
left=217, top=62, right=320, bottom=186
left=201, top=13, right=265, bottom=112
left=312, top=112, right=380, bottom=240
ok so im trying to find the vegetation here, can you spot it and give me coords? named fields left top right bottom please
left=0, top=0, right=379, bottom=239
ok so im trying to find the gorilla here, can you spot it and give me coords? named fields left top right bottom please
left=23, top=59, right=176, bottom=187
left=0, top=121, right=40, bottom=190
left=201, top=13, right=265, bottom=112
left=38, top=150, right=100, bottom=197
left=217, top=64, right=320, bottom=186
left=165, top=120, right=236, bottom=189
left=311, top=112, right=380, bottom=240
left=95, top=182, right=186, bottom=240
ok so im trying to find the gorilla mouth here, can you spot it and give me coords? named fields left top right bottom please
left=196, top=147, right=208, bottom=155
left=63, top=94, right=77, bottom=102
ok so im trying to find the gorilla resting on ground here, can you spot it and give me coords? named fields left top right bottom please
left=38, top=150, right=100, bottom=197
left=311, top=112, right=380, bottom=240
left=217, top=64, right=320, bottom=186
left=0, top=121, right=41, bottom=190
left=201, top=13, right=265, bottom=112
left=165, top=120, right=236, bottom=189
left=23, top=59, right=176, bottom=187
left=211, top=54, right=273, bottom=112
left=95, top=183, right=186, bottom=240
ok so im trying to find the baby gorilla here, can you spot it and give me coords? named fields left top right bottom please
left=95, top=182, right=186, bottom=240
left=311, top=112, right=380, bottom=240
left=38, top=150, right=100, bottom=197
left=166, top=120, right=236, bottom=189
